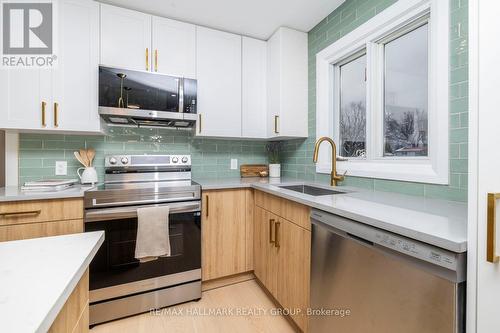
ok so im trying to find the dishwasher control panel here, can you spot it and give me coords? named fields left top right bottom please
left=373, top=232, right=458, bottom=271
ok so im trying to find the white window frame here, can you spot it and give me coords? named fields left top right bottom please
left=316, top=0, right=449, bottom=184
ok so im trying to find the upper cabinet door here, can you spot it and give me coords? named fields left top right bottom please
left=152, top=17, right=196, bottom=78
left=196, top=27, right=242, bottom=137
left=52, top=0, right=100, bottom=132
left=242, top=37, right=267, bottom=139
left=267, top=28, right=308, bottom=138
left=100, top=4, right=151, bottom=71
left=266, top=30, right=281, bottom=138
left=0, top=69, right=43, bottom=130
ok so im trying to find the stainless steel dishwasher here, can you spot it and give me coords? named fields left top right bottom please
left=310, top=209, right=466, bottom=333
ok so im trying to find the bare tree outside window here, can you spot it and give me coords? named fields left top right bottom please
left=383, top=24, right=429, bottom=157
left=340, top=101, right=366, bottom=157
left=338, top=54, right=367, bottom=157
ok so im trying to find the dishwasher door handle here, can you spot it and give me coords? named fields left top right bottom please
left=346, top=232, right=374, bottom=247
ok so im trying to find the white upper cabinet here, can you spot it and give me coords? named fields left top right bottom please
left=242, top=37, right=267, bottom=139
left=267, top=27, right=308, bottom=138
left=100, top=4, right=152, bottom=71
left=52, top=0, right=100, bottom=132
left=196, top=27, right=242, bottom=137
left=100, top=5, right=196, bottom=78
left=0, top=0, right=101, bottom=133
left=0, top=69, right=42, bottom=130
left=152, top=17, right=196, bottom=78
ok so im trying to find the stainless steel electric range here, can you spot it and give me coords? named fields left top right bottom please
left=84, top=154, right=201, bottom=325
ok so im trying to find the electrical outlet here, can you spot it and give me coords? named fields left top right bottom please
left=230, top=159, right=238, bottom=170
left=55, top=161, right=67, bottom=176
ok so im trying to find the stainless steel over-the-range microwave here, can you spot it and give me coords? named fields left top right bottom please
left=98, top=66, right=197, bottom=128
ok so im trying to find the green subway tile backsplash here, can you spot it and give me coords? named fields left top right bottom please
left=19, top=127, right=267, bottom=185
left=282, top=0, right=468, bottom=202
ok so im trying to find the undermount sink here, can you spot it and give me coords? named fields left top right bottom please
left=278, top=184, right=346, bottom=196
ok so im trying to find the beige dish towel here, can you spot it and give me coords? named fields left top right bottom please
left=135, top=206, right=171, bottom=263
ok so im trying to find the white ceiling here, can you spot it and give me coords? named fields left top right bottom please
left=97, top=0, right=345, bottom=40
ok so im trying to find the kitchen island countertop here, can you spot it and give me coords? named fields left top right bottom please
left=0, top=231, right=104, bottom=333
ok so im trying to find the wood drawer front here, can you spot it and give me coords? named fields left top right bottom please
left=0, top=219, right=83, bottom=242
left=255, top=190, right=310, bottom=230
left=0, top=198, right=83, bottom=226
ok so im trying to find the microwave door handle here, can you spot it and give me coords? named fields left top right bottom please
left=85, top=202, right=201, bottom=222
left=178, top=77, right=184, bottom=113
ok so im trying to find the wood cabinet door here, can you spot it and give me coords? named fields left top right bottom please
left=254, top=206, right=279, bottom=297
left=52, top=0, right=100, bottom=132
left=100, top=4, right=152, bottom=71
left=202, top=189, right=247, bottom=281
left=152, top=16, right=196, bottom=78
left=277, top=218, right=311, bottom=332
left=196, top=26, right=242, bottom=137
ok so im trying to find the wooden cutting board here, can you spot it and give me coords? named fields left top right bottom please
left=240, top=164, right=269, bottom=177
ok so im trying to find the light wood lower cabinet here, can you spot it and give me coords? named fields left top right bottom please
left=254, top=206, right=279, bottom=296
left=202, top=188, right=253, bottom=281
left=48, top=269, right=89, bottom=333
left=254, top=191, right=311, bottom=332
left=0, top=219, right=83, bottom=242
left=277, top=217, right=311, bottom=332
left=0, top=198, right=84, bottom=242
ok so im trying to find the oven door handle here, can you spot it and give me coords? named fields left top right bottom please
left=90, top=194, right=197, bottom=208
left=84, top=201, right=201, bottom=222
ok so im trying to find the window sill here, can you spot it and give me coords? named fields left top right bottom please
left=316, top=160, right=449, bottom=185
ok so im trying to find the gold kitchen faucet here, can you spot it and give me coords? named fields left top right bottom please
left=313, top=137, right=345, bottom=186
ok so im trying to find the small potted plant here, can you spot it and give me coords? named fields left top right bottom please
left=266, top=141, right=283, bottom=178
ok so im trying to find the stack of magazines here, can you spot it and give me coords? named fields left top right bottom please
left=21, top=179, right=78, bottom=192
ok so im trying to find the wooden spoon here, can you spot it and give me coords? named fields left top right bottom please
left=74, top=151, right=87, bottom=167
left=79, top=149, right=89, bottom=167
left=86, top=148, right=96, bottom=167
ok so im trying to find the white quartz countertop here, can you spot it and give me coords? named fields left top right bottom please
left=0, top=185, right=93, bottom=202
left=195, top=177, right=467, bottom=253
left=0, top=231, right=104, bottom=333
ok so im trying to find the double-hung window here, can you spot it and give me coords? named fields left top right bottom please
left=316, top=0, right=449, bottom=184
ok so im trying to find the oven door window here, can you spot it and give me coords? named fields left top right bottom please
left=85, top=211, right=201, bottom=291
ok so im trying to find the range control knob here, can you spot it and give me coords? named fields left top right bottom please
left=181, top=156, right=188, bottom=163
left=109, top=157, right=117, bottom=165
left=121, top=157, right=129, bottom=164
left=172, top=157, right=179, bottom=163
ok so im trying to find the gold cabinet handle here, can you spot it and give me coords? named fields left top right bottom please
left=275, top=221, right=281, bottom=248
left=41, top=101, right=47, bottom=127
left=154, top=49, right=158, bottom=72
left=487, top=193, right=500, bottom=263
left=146, top=48, right=149, bottom=71
left=274, top=115, right=279, bottom=134
left=54, top=102, right=59, bottom=127
left=205, top=194, right=209, bottom=217
left=269, top=218, right=275, bottom=244
left=0, top=210, right=41, bottom=217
